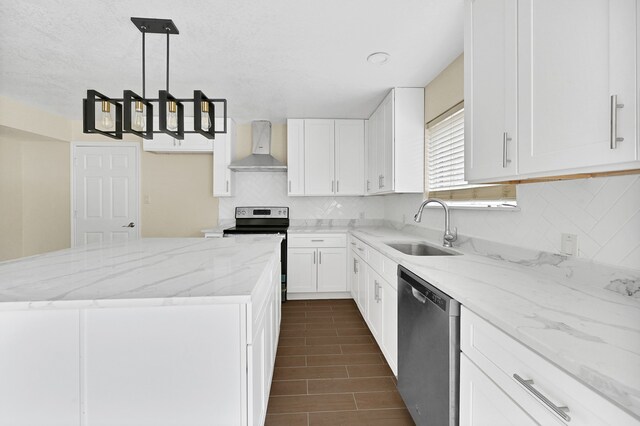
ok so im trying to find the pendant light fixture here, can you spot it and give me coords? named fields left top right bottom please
left=83, top=17, right=227, bottom=140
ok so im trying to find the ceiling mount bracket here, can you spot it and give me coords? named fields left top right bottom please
left=130, top=17, right=179, bottom=34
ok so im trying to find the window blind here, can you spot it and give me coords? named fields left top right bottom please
left=427, top=108, right=465, bottom=191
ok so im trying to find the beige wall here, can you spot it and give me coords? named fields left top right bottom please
left=0, top=128, right=70, bottom=260
left=425, top=53, right=464, bottom=123
left=234, top=123, right=287, bottom=163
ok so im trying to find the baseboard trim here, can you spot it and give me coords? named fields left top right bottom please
left=287, top=292, right=352, bottom=300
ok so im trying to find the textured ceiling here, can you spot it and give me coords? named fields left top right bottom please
left=0, top=0, right=463, bottom=123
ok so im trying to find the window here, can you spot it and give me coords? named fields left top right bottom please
left=425, top=103, right=516, bottom=205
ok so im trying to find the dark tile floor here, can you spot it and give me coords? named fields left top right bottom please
left=265, top=299, right=414, bottom=426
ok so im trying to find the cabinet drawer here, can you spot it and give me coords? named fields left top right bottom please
left=381, top=256, right=398, bottom=290
left=349, top=236, right=368, bottom=260
left=288, top=234, right=346, bottom=248
left=461, top=307, right=636, bottom=425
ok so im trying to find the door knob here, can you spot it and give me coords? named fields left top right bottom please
left=122, top=222, right=135, bottom=228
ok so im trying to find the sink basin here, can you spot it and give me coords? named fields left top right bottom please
left=385, top=242, right=461, bottom=256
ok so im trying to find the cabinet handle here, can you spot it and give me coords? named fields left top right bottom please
left=502, top=132, right=512, bottom=168
left=354, top=259, right=358, bottom=273
left=381, top=176, right=384, bottom=188
left=319, top=251, right=322, bottom=264
left=173, top=139, right=176, bottom=147
left=226, top=180, right=229, bottom=192
left=288, top=180, right=292, bottom=193
left=378, top=175, right=382, bottom=189
left=311, top=239, right=324, bottom=242
left=336, top=180, right=339, bottom=193
left=513, top=374, right=571, bottom=422
left=374, top=281, right=380, bottom=302
left=331, top=180, right=335, bottom=193
left=367, top=180, right=371, bottom=191
left=350, top=242, right=356, bottom=246
left=313, top=251, right=316, bottom=264
left=610, top=95, right=625, bottom=149
left=357, top=247, right=364, bottom=252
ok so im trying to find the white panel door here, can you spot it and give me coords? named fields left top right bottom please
left=464, top=0, right=518, bottom=182
left=287, top=248, right=318, bottom=293
left=460, top=354, right=537, bottom=426
left=304, top=119, right=335, bottom=195
left=287, top=119, right=305, bottom=195
left=73, top=144, right=139, bottom=246
left=83, top=305, right=244, bottom=426
left=334, top=119, right=365, bottom=195
left=518, top=0, right=637, bottom=174
left=0, top=310, right=80, bottom=426
left=317, top=247, right=347, bottom=292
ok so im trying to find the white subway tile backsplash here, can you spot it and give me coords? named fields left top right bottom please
left=217, top=172, right=639, bottom=270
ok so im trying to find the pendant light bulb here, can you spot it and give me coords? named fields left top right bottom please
left=167, top=101, right=178, bottom=131
left=101, top=101, right=114, bottom=129
left=201, top=101, right=211, bottom=131
left=132, top=101, right=145, bottom=132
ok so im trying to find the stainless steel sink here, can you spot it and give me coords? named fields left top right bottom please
left=385, top=242, right=461, bottom=256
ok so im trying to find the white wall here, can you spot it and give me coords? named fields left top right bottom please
left=384, top=174, right=640, bottom=270
left=218, top=172, right=384, bottom=221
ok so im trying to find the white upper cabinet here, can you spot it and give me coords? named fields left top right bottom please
left=143, top=116, right=215, bottom=153
left=212, top=118, right=236, bottom=197
left=465, top=0, right=638, bottom=182
left=464, top=0, right=518, bottom=182
left=366, top=88, right=424, bottom=195
left=288, top=119, right=365, bottom=196
left=518, top=0, right=637, bottom=175
left=287, top=119, right=305, bottom=195
left=304, top=119, right=336, bottom=195
left=335, top=120, right=365, bottom=195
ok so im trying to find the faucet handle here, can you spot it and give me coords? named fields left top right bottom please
left=444, top=227, right=457, bottom=247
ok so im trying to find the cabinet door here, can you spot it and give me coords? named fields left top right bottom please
left=518, top=0, right=637, bottom=174
left=380, top=279, right=398, bottom=376
left=464, top=0, right=518, bottom=182
left=367, top=268, right=383, bottom=340
left=287, top=119, right=305, bottom=195
left=304, top=119, right=335, bottom=195
left=181, top=116, right=215, bottom=152
left=0, top=310, right=80, bottom=426
left=460, top=354, right=537, bottom=426
left=354, top=253, right=368, bottom=315
left=349, top=249, right=358, bottom=300
left=213, top=118, right=235, bottom=197
left=366, top=113, right=379, bottom=194
left=335, top=120, right=365, bottom=195
left=317, top=248, right=347, bottom=292
left=380, top=92, right=394, bottom=192
left=288, top=248, right=318, bottom=293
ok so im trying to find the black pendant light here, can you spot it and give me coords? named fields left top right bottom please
left=83, top=17, right=227, bottom=140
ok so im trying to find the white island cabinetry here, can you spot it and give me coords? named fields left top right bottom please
left=0, top=237, right=282, bottom=426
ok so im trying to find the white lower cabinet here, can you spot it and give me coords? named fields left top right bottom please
left=461, top=307, right=638, bottom=426
left=460, top=354, right=537, bottom=426
left=349, top=235, right=398, bottom=375
left=287, top=234, right=347, bottom=296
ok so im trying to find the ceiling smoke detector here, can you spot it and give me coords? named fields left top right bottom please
left=367, top=52, right=390, bottom=65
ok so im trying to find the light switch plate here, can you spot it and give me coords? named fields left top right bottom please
left=144, top=195, right=151, bottom=205
left=560, top=233, right=578, bottom=256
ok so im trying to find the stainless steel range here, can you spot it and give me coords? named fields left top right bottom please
left=223, top=207, right=289, bottom=302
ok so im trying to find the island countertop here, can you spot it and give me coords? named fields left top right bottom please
left=0, top=236, right=283, bottom=310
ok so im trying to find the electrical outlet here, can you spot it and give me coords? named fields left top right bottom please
left=560, top=233, right=578, bottom=256
left=144, top=195, right=151, bottom=205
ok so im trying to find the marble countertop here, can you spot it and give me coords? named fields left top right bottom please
left=350, top=227, right=640, bottom=420
left=0, top=236, right=282, bottom=310
left=288, top=226, right=350, bottom=234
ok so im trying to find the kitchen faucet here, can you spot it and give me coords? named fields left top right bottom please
left=413, top=198, right=457, bottom=248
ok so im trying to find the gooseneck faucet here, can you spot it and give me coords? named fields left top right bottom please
left=414, top=198, right=457, bottom=248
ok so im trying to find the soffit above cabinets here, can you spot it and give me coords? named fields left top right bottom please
left=0, top=0, right=463, bottom=123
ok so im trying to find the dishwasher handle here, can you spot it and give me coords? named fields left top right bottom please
left=411, top=288, right=427, bottom=304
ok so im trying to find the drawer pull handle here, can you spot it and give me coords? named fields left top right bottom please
left=311, top=239, right=324, bottom=242
left=357, top=247, right=364, bottom=252
left=513, top=374, right=571, bottom=422
left=350, top=242, right=356, bottom=246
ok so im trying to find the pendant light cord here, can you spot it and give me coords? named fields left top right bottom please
left=166, top=32, right=170, bottom=92
left=142, top=32, right=146, bottom=98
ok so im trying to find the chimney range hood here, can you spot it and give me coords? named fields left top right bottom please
left=228, top=120, right=287, bottom=172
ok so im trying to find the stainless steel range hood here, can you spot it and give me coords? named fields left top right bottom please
left=228, top=120, right=287, bottom=172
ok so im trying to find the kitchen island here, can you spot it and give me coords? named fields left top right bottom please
left=0, top=237, right=283, bottom=426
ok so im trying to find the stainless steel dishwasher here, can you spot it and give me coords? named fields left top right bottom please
left=397, top=265, right=460, bottom=426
